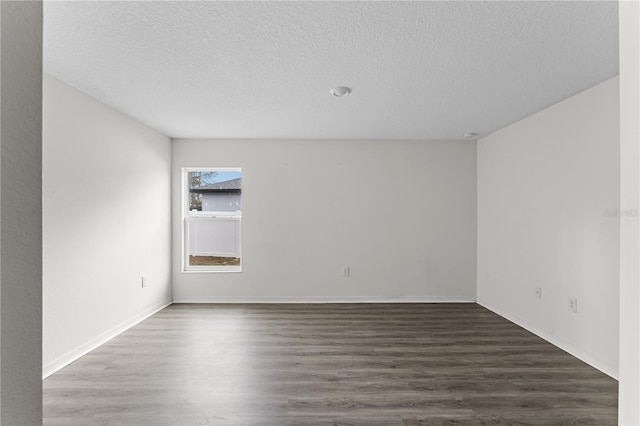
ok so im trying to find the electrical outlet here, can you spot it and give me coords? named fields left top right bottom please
left=342, top=267, right=350, bottom=277
left=535, top=287, right=542, bottom=299
left=141, top=276, right=147, bottom=288
left=568, top=297, right=578, bottom=313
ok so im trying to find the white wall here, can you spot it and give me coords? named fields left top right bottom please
left=42, top=75, right=172, bottom=377
left=172, top=139, right=476, bottom=302
left=477, top=77, right=620, bottom=378
left=0, top=2, right=43, bottom=424
left=618, top=1, right=640, bottom=423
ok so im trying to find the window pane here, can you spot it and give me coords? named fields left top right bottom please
left=188, top=218, right=241, bottom=266
left=185, top=169, right=242, bottom=270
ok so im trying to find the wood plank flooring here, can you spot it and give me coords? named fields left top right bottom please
left=43, top=304, right=618, bottom=425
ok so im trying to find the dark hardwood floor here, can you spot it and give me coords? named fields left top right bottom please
left=43, top=303, right=618, bottom=425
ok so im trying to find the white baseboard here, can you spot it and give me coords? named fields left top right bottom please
left=172, top=296, right=476, bottom=304
left=43, top=298, right=172, bottom=379
left=477, top=298, right=619, bottom=380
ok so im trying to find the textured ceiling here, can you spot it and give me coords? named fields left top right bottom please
left=43, top=1, right=619, bottom=140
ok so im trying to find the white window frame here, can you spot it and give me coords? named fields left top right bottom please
left=182, top=167, right=242, bottom=273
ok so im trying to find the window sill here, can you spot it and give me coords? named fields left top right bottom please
left=182, top=266, right=242, bottom=273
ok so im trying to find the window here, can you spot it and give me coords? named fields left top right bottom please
left=183, top=168, right=242, bottom=272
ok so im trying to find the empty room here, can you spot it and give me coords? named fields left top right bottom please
left=0, top=0, right=639, bottom=425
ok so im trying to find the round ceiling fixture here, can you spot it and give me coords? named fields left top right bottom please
left=330, top=86, right=351, bottom=97
left=463, top=132, right=480, bottom=138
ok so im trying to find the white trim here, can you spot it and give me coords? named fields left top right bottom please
left=477, top=298, right=619, bottom=380
left=182, top=267, right=242, bottom=273
left=188, top=214, right=241, bottom=220
left=189, top=251, right=239, bottom=257
left=182, top=167, right=243, bottom=273
left=182, top=167, right=241, bottom=173
left=42, top=299, right=172, bottom=379
left=172, top=296, right=476, bottom=304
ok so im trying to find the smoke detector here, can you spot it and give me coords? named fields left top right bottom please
left=330, top=86, right=351, bottom=97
